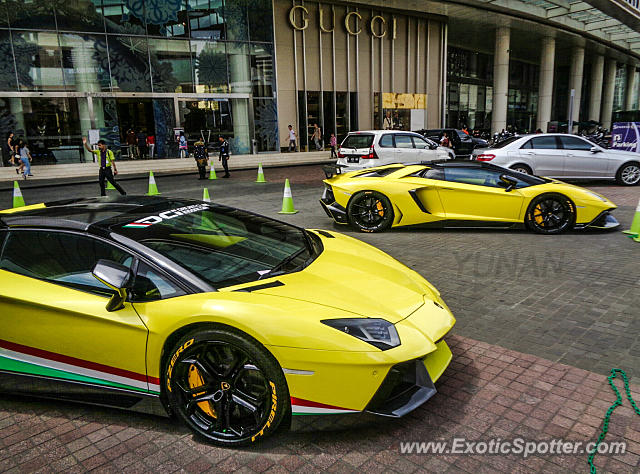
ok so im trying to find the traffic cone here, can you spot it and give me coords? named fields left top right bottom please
left=278, top=179, right=298, bottom=214
left=202, top=188, right=211, bottom=202
left=106, top=179, right=116, bottom=190
left=12, top=181, right=25, bottom=208
left=256, top=163, right=266, bottom=183
left=146, top=171, right=160, bottom=195
left=209, top=166, right=217, bottom=180
left=622, top=197, right=640, bottom=241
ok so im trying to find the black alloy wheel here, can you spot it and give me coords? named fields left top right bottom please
left=164, top=328, right=289, bottom=446
left=525, top=193, right=575, bottom=235
left=347, top=191, right=394, bottom=232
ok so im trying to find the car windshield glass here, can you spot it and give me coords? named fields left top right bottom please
left=457, top=130, right=469, bottom=139
left=341, top=134, right=374, bottom=148
left=111, top=201, right=318, bottom=288
left=489, top=136, right=521, bottom=148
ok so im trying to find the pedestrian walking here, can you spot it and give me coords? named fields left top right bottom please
left=311, top=123, right=322, bottom=151
left=16, top=140, right=33, bottom=179
left=179, top=131, right=188, bottom=158
left=329, top=133, right=337, bottom=159
left=83, top=137, right=126, bottom=196
left=6, top=131, right=16, bottom=168
left=147, top=133, right=155, bottom=158
left=287, top=125, right=297, bottom=152
left=137, top=129, right=148, bottom=159
left=126, top=128, right=138, bottom=159
left=218, top=136, right=230, bottom=178
left=193, top=138, right=208, bottom=180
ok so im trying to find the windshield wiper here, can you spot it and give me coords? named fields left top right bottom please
left=259, top=247, right=308, bottom=279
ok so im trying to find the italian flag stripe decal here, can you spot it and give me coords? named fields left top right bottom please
left=0, top=338, right=160, bottom=394
left=290, top=397, right=359, bottom=415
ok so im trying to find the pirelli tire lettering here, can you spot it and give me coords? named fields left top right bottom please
left=166, top=338, right=194, bottom=392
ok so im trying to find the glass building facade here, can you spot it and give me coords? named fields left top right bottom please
left=0, top=0, right=278, bottom=165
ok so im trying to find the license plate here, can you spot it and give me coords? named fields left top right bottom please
left=347, top=156, right=359, bottom=163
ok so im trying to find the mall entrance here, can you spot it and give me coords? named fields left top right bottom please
left=115, top=99, right=156, bottom=158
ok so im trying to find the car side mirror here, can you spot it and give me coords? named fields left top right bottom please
left=499, top=174, right=518, bottom=192
left=92, top=259, right=131, bottom=312
left=430, top=143, right=437, bottom=150
left=590, top=146, right=601, bottom=153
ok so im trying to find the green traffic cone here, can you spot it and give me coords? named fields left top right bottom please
left=106, top=179, right=116, bottom=190
left=209, top=166, right=217, bottom=180
left=278, top=179, right=298, bottom=214
left=622, top=197, right=640, bottom=238
left=256, top=163, right=266, bottom=183
left=146, top=171, right=160, bottom=195
left=202, top=187, right=211, bottom=202
left=12, top=181, right=25, bottom=208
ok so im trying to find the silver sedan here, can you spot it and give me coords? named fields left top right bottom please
left=471, top=133, right=640, bottom=185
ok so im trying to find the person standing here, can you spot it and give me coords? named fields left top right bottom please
left=146, top=133, right=155, bottom=158
left=329, top=133, right=337, bottom=159
left=16, top=140, right=33, bottom=179
left=287, top=125, right=297, bottom=152
left=126, top=128, right=137, bottom=159
left=311, top=123, right=322, bottom=150
left=6, top=131, right=15, bottom=168
left=137, top=129, right=147, bottom=159
left=218, top=136, right=230, bottom=178
left=440, top=132, right=451, bottom=149
left=179, top=131, right=188, bottom=158
left=83, top=137, right=126, bottom=196
left=193, top=138, right=208, bottom=180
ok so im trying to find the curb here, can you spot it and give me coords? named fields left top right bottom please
left=0, top=160, right=334, bottom=192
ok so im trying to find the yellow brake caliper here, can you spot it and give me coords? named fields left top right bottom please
left=188, top=364, right=217, bottom=418
left=533, top=204, right=544, bottom=224
left=376, top=200, right=384, bottom=217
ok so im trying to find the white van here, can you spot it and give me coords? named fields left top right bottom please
left=336, top=130, right=453, bottom=171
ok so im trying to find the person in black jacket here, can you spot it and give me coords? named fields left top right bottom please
left=193, top=138, right=208, bottom=179
left=218, top=136, right=230, bottom=178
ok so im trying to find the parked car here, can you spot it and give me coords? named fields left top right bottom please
left=336, top=130, right=452, bottom=171
left=471, top=133, right=640, bottom=185
left=417, top=128, right=475, bottom=157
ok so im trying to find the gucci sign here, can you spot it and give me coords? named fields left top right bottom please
left=288, top=5, right=397, bottom=38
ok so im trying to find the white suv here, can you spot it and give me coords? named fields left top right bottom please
left=336, top=130, right=453, bottom=171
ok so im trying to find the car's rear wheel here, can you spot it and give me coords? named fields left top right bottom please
left=510, top=164, right=532, bottom=175
left=347, top=191, right=394, bottom=232
left=524, top=193, right=575, bottom=235
left=164, top=328, right=289, bottom=446
left=616, top=162, right=640, bottom=185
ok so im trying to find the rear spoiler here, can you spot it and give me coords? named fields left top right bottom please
left=322, top=164, right=347, bottom=179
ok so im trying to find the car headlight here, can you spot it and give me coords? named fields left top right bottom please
left=583, top=190, right=608, bottom=202
left=321, top=318, right=400, bottom=350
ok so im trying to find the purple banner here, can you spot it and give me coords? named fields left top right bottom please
left=611, top=122, right=640, bottom=152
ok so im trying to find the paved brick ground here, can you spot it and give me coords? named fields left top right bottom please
left=1, top=335, right=639, bottom=473
left=1, top=165, right=639, bottom=471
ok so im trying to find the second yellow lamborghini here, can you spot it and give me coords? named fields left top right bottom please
left=320, top=161, right=620, bottom=234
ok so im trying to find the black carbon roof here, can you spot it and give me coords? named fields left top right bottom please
left=0, top=195, right=174, bottom=231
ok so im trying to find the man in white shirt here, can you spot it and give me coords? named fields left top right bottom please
left=287, top=125, right=297, bottom=152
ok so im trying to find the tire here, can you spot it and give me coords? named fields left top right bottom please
left=615, top=162, right=640, bottom=186
left=347, top=191, right=394, bottom=232
left=164, top=327, right=290, bottom=446
left=524, top=193, right=575, bottom=235
left=510, top=164, right=532, bottom=175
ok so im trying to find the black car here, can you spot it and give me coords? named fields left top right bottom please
left=417, top=129, right=475, bottom=157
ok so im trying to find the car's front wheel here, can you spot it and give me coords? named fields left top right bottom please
left=164, top=327, right=290, bottom=446
left=524, top=193, right=575, bottom=235
left=616, top=162, right=640, bottom=185
left=347, top=191, right=394, bottom=232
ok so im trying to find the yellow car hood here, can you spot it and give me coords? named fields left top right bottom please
left=247, top=232, right=429, bottom=324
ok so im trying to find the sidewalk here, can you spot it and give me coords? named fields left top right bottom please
left=0, top=151, right=332, bottom=186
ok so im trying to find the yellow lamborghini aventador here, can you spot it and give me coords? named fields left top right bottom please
left=0, top=196, right=454, bottom=446
left=320, top=161, right=620, bottom=234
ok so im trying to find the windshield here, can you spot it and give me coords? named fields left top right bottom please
left=341, top=134, right=374, bottom=148
left=111, top=201, right=320, bottom=288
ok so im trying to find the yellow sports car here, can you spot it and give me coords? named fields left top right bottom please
left=0, top=196, right=454, bottom=446
left=320, top=161, right=620, bottom=234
